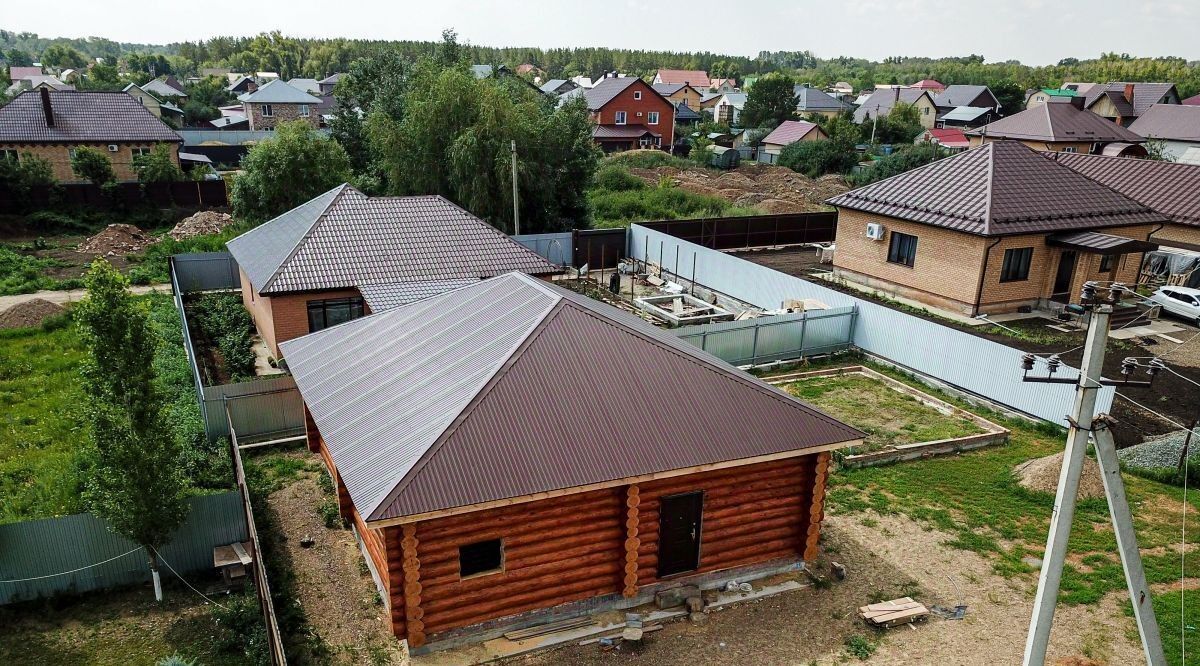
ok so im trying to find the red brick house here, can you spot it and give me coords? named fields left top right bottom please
left=281, top=272, right=863, bottom=654
left=584, top=77, right=675, bottom=151
left=225, top=184, right=558, bottom=358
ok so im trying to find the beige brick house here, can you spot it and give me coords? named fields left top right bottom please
left=966, top=97, right=1146, bottom=156
left=853, top=88, right=939, bottom=129
left=225, top=184, right=560, bottom=358
left=0, top=88, right=182, bottom=182
left=237, top=79, right=322, bottom=131
left=827, top=141, right=1163, bottom=315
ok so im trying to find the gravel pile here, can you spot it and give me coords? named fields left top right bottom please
left=77, top=224, right=158, bottom=255
left=1117, top=430, right=1200, bottom=470
left=168, top=211, right=235, bottom=241
left=0, top=299, right=66, bottom=330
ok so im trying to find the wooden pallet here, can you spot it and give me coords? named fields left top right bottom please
left=858, top=597, right=929, bottom=628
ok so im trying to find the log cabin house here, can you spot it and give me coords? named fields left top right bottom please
left=280, top=272, right=864, bottom=653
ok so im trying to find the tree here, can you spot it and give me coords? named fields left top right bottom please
left=1144, top=138, right=1176, bottom=162
left=231, top=120, right=353, bottom=222
left=5, top=48, right=34, bottom=66
left=134, top=144, right=185, bottom=182
left=78, top=62, right=123, bottom=91
left=740, top=73, right=797, bottom=128
left=867, top=102, right=925, bottom=145
left=75, top=260, right=188, bottom=602
left=0, top=152, right=55, bottom=211
left=849, top=143, right=947, bottom=186
left=41, top=44, right=87, bottom=70
left=70, top=147, right=115, bottom=184
left=779, top=134, right=858, bottom=177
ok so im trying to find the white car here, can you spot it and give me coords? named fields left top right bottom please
left=1150, top=286, right=1200, bottom=325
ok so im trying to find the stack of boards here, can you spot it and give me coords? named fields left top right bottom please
left=858, top=597, right=930, bottom=628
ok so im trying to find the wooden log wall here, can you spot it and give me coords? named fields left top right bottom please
left=400, top=487, right=624, bottom=637
left=314, top=436, right=353, bottom=519
left=635, top=456, right=817, bottom=586
left=803, top=451, right=831, bottom=561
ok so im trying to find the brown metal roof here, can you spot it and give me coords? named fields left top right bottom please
left=853, top=88, right=934, bottom=123
left=761, top=120, right=824, bottom=146
left=280, top=273, right=864, bottom=521
left=592, top=124, right=660, bottom=140
left=1048, top=152, right=1200, bottom=227
left=826, top=141, right=1165, bottom=236
left=966, top=101, right=1144, bottom=143
left=655, top=69, right=711, bottom=89
left=584, top=77, right=670, bottom=111
left=1084, top=82, right=1179, bottom=116
left=0, top=90, right=182, bottom=144
left=226, top=185, right=558, bottom=295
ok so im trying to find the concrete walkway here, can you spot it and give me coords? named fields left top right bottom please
left=0, top=284, right=171, bottom=312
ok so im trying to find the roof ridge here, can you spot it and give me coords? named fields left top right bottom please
left=259, top=184, right=356, bottom=292
left=368, top=288, right=566, bottom=520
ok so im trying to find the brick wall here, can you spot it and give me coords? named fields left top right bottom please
left=970, top=136, right=1094, bottom=153
left=0, top=141, right=181, bottom=182
left=593, top=79, right=675, bottom=147
left=834, top=210, right=1156, bottom=314
left=264, top=287, right=366, bottom=358
left=1151, top=223, right=1200, bottom=251
left=239, top=268, right=279, bottom=357
left=243, top=101, right=321, bottom=131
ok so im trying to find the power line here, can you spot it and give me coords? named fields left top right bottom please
left=0, top=546, right=144, bottom=584
left=150, top=546, right=228, bottom=610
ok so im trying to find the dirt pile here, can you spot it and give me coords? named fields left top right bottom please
left=168, top=211, right=235, bottom=241
left=1015, top=452, right=1105, bottom=499
left=628, top=163, right=850, bottom=214
left=0, top=299, right=66, bottom=330
left=76, top=224, right=157, bottom=256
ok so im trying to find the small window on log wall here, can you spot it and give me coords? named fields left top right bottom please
left=459, top=539, right=504, bottom=578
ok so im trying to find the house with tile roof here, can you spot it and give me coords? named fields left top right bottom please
left=539, top=78, right=578, bottom=96
left=916, top=127, right=970, bottom=151
left=794, top=84, right=850, bottom=119
left=122, top=83, right=184, bottom=127
left=583, top=77, right=674, bottom=151
left=652, top=82, right=702, bottom=110
left=238, top=79, right=322, bottom=130
left=281, top=270, right=863, bottom=652
left=0, top=89, right=182, bottom=182
left=142, top=76, right=188, bottom=100
left=653, top=68, right=711, bottom=90
left=1126, top=103, right=1200, bottom=162
left=759, top=120, right=827, bottom=160
left=853, top=88, right=939, bottom=129
left=1082, top=82, right=1180, bottom=126
left=933, top=85, right=1000, bottom=114
left=910, top=79, right=945, bottom=92
left=827, top=141, right=1162, bottom=314
left=966, top=97, right=1146, bottom=155
left=1049, top=152, right=1200, bottom=253
left=224, top=184, right=558, bottom=357
left=1026, top=87, right=1078, bottom=109
left=318, top=73, right=343, bottom=96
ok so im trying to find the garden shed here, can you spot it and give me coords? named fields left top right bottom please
left=280, top=272, right=863, bottom=652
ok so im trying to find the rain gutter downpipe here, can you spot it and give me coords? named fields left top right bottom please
left=974, top=237, right=1003, bottom=316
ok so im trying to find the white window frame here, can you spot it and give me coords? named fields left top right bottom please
left=131, top=147, right=152, bottom=157
left=615, top=111, right=627, bottom=125
left=1061, top=146, right=1078, bottom=153
left=299, top=104, right=310, bottom=117
left=633, top=90, right=642, bottom=100
left=647, top=111, right=660, bottom=125
left=261, top=104, right=274, bottom=117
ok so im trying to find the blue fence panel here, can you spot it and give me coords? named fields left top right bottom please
left=0, top=492, right=247, bottom=604
left=630, top=224, right=1113, bottom=423
left=512, top=232, right=573, bottom=267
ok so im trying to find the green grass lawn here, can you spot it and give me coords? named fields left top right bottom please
left=820, top=362, right=1200, bottom=664
left=0, top=586, right=261, bottom=665
left=781, top=373, right=985, bottom=452
left=0, top=318, right=89, bottom=522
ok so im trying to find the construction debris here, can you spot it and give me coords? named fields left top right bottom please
left=1015, top=452, right=1105, bottom=499
left=168, top=210, right=235, bottom=240
left=626, top=162, right=850, bottom=214
left=859, top=597, right=930, bottom=628
left=503, top=616, right=595, bottom=641
left=77, top=224, right=158, bottom=256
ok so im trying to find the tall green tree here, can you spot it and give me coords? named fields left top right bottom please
left=70, top=147, right=115, bottom=184
left=76, top=260, right=187, bottom=601
left=4, top=48, right=34, bottom=66
left=740, top=73, right=797, bottom=128
left=231, top=120, right=353, bottom=222
left=78, top=62, right=122, bottom=90
left=134, top=144, right=185, bottom=182
left=41, top=44, right=87, bottom=69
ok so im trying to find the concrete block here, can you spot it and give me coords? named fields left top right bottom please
left=655, top=585, right=700, bottom=609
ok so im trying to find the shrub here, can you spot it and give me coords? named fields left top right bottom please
left=157, top=656, right=197, bottom=666
left=24, top=211, right=91, bottom=233
left=134, top=144, right=185, bottom=183
left=602, top=150, right=691, bottom=170
left=188, top=293, right=256, bottom=381
left=845, top=634, right=877, bottom=660
left=70, top=147, right=115, bottom=185
left=779, top=137, right=859, bottom=177
left=593, top=164, right=646, bottom=192
left=848, top=143, right=948, bottom=186
left=588, top=185, right=737, bottom=228
left=319, top=496, right=343, bottom=529
left=0, top=245, right=67, bottom=295
left=209, top=592, right=270, bottom=665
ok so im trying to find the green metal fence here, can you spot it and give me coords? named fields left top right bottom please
left=0, top=491, right=247, bottom=605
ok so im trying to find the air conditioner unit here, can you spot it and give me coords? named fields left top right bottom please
left=107, top=144, right=119, bottom=153
left=865, top=222, right=885, bottom=240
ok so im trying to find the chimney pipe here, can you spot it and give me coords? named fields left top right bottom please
left=39, top=87, right=54, bottom=128
left=1123, top=83, right=1134, bottom=104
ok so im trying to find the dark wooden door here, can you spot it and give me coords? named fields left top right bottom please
left=657, top=492, right=704, bottom=577
left=1052, top=251, right=1078, bottom=302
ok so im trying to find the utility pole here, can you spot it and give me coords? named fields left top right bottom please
left=510, top=140, right=520, bottom=237
left=1021, top=286, right=1166, bottom=666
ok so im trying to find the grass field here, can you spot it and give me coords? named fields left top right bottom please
left=781, top=373, right=985, bottom=452
left=815, top=362, right=1200, bottom=664
left=0, top=586, right=261, bottom=666
left=0, top=316, right=89, bottom=522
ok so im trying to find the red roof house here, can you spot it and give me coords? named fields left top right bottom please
left=584, top=77, right=675, bottom=151
left=654, top=69, right=711, bottom=89
left=918, top=128, right=971, bottom=150
left=911, top=79, right=946, bottom=92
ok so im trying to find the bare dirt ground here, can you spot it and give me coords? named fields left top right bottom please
left=627, top=163, right=850, bottom=214
left=265, top=468, right=404, bottom=665
left=512, top=513, right=1142, bottom=666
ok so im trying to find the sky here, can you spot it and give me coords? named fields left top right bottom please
left=4, top=0, right=1199, bottom=66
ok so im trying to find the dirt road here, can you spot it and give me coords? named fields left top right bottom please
left=0, top=284, right=169, bottom=313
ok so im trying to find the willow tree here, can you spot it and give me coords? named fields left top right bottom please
left=76, top=259, right=187, bottom=601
